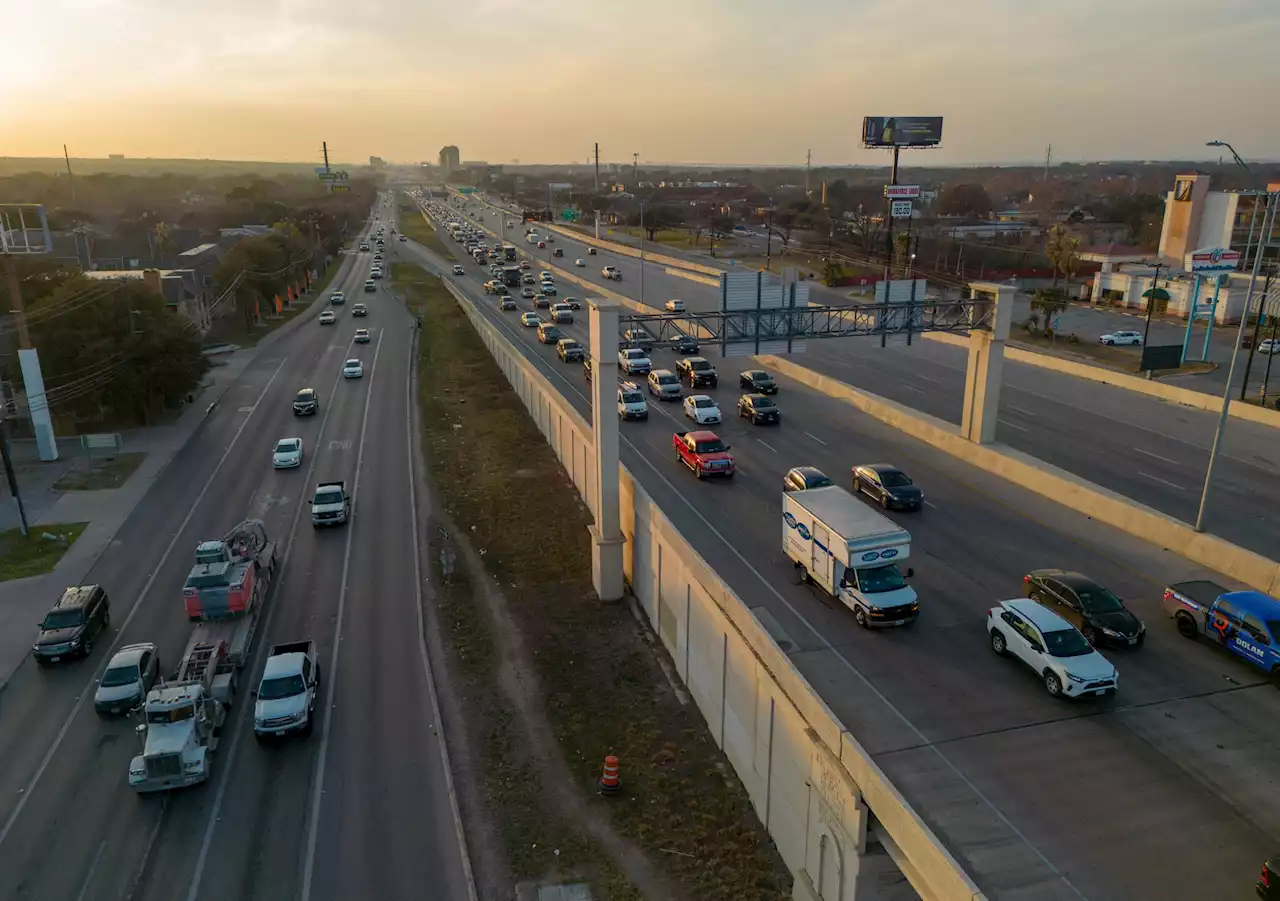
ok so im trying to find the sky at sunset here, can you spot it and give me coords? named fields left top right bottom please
left=4, top=0, right=1279, bottom=167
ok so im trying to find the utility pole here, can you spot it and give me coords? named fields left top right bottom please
left=63, top=145, right=76, bottom=205
left=765, top=208, right=774, bottom=272
left=1240, top=270, right=1274, bottom=400
left=594, top=142, right=600, bottom=193
left=805, top=149, right=812, bottom=198
left=639, top=200, right=647, bottom=306
left=1043, top=144, right=1052, bottom=183
left=632, top=153, right=638, bottom=189
left=0, top=415, right=28, bottom=536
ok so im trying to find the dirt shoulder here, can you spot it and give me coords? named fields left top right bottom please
left=394, top=262, right=791, bottom=901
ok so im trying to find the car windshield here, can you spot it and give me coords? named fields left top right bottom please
left=690, top=360, right=711, bottom=370
left=1075, top=587, right=1125, bottom=614
left=748, top=371, right=771, bottom=381
left=803, top=473, right=833, bottom=488
left=275, top=441, right=297, bottom=453
left=657, top=374, right=677, bottom=384
left=295, top=392, right=312, bottom=402
left=42, top=608, right=83, bottom=629
left=1043, top=628, right=1093, bottom=657
left=854, top=563, right=907, bottom=593
left=694, top=398, right=714, bottom=408
left=751, top=397, right=775, bottom=408
left=621, top=391, right=644, bottom=403
left=101, top=663, right=141, bottom=687
left=880, top=471, right=912, bottom=488
left=258, top=674, right=306, bottom=700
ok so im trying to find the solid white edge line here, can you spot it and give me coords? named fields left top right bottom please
left=449, top=272, right=1090, bottom=901
left=185, top=327, right=364, bottom=901
left=296, top=326, right=383, bottom=901
left=401, top=283, right=480, bottom=900
left=0, top=354, right=290, bottom=853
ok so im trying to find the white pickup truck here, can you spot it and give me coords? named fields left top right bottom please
left=311, top=481, right=350, bottom=527
left=253, top=640, right=319, bottom=741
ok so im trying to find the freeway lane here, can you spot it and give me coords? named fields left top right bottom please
left=0, top=197, right=469, bottom=901
left=454, top=197, right=1280, bottom=559
left=406, top=203, right=1279, bottom=901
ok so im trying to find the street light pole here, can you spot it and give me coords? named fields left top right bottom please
left=765, top=208, right=774, bottom=272
left=639, top=200, right=646, bottom=306
left=1195, top=190, right=1277, bottom=532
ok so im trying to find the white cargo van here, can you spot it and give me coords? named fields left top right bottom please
left=782, top=486, right=918, bottom=628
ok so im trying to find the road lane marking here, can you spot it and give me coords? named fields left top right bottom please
left=901, top=384, right=925, bottom=394
left=757, top=439, right=778, bottom=453
left=1000, top=420, right=1029, bottom=431
left=0, top=354, right=290, bottom=856
left=184, top=246, right=374, bottom=901
left=804, top=431, right=827, bottom=446
left=924, top=500, right=938, bottom=509
left=402, top=321, right=480, bottom=901
left=299, top=328, right=385, bottom=901
left=1138, top=471, right=1187, bottom=491
left=915, top=374, right=940, bottom=384
left=1134, top=447, right=1180, bottom=465
left=73, top=840, right=107, bottom=901
left=1007, top=405, right=1037, bottom=417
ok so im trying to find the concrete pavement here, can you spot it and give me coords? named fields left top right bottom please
left=413, top=199, right=1279, bottom=901
left=0, top=196, right=472, bottom=901
left=454, top=202, right=1280, bottom=559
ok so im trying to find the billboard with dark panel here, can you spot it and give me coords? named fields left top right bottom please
left=862, top=117, right=944, bottom=148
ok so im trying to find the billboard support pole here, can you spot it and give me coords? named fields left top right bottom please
left=883, top=146, right=900, bottom=284
left=1203, top=275, right=1222, bottom=360
left=1240, top=270, right=1273, bottom=400
left=1181, top=275, right=1201, bottom=363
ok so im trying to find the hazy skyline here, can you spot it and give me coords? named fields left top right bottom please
left=5, top=0, right=1279, bottom=167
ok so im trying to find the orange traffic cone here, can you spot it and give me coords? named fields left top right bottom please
left=599, top=755, right=621, bottom=795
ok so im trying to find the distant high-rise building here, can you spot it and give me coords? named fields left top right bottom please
left=439, top=146, right=460, bottom=175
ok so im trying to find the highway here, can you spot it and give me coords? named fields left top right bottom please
left=410, top=193, right=1280, bottom=901
left=458, top=194, right=1280, bottom=560
left=0, top=196, right=471, bottom=901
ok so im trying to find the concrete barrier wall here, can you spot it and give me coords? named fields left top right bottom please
left=443, top=279, right=985, bottom=901
left=760, top=353, right=1280, bottom=597
left=542, top=222, right=726, bottom=278
left=922, top=330, right=1280, bottom=430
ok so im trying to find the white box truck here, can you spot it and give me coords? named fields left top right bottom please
left=782, top=485, right=918, bottom=628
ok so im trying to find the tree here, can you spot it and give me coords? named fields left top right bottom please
left=1029, top=288, right=1070, bottom=337
left=633, top=203, right=686, bottom=240
left=26, top=277, right=208, bottom=425
left=937, top=183, right=994, bottom=217
left=1044, top=224, right=1082, bottom=288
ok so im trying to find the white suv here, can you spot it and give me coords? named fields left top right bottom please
left=617, top=382, right=649, bottom=420
left=987, top=599, right=1119, bottom=699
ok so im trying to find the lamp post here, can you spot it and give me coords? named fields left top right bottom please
left=1195, top=188, right=1278, bottom=532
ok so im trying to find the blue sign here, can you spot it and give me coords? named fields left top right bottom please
left=881, top=548, right=899, bottom=559
left=861, top=551, right=881, bottom=562
left=783, top=513, right=796, bottom=529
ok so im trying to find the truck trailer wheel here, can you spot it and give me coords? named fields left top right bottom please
left=1175, top=613, right=1199, bottom=639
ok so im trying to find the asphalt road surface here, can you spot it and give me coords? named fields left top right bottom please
left=0, top=197, right=471, bottom=901
left=409, top=194, right=1279, bottom=901
left=451, top=195, right=1280, bottom=560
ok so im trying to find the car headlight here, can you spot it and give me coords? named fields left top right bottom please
left=70, top=638, right=81, bottom=648
left=184, top=760, right=203, bottom=773
left=1066, top=671, right=1087, bottom=684
left=1101, top=627, right=1122, bottom=638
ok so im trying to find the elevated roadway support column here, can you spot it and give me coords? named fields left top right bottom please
left=959, top=282, right=1014, bottom=444
left=588, top=299, right=626, bottom=602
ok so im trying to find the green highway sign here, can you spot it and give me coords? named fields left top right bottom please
left=318, top=171, right=349, bottom=182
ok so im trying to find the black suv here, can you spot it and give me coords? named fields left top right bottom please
left=677, top=356, right=718, bottom=388
left=33, top=585, right=110, bottom=664
left=1022, top=569, right=1145, bottom=648
left=293, top=388, right=318, bottom=416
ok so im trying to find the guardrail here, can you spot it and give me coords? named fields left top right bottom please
left=440, top=277, right=987, bottom=901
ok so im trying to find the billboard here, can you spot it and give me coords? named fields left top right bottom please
left=884, top=185, right=921, bottom=199
left=862, top=117, right=944, bottom=148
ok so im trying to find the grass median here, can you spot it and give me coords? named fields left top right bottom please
left=396, top=262, right=791, bottom=901
left=399, top=211, right=456, bottom=260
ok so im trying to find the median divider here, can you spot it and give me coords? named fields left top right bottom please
left=759, top=354, right=1280, bottom=596
left=921, top=331, right=1280, bottom=429
left=665, top=267, right=722, bottom=287
left=543, top=222, right=725, bottom=278
left=437, top=274, right=989, bottom=901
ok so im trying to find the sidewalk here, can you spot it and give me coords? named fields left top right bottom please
left=0, top=349, right=255, bottom=688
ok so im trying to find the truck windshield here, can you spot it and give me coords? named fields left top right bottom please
left=315, top=490, right=343, bottom=505
left=258, top=674, right=306, bottom=700
left=693, top=439, right=726, bottom=454
left=41, top=609, right=84, bottom=629
left=854, top=564, right=907, bottom=594
left=149, top=704, right=195, bottom=724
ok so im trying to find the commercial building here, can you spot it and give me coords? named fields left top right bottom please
left=1085, top=172, right=1280, bottom=324
left=438, top=145, right=460, bottom=175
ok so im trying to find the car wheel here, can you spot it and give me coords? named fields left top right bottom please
left=990, top=630, right=1007, bottom=656
left=797, top=563, right=811, bottom=584
left=1175, top=613, right=1199, bottom=639
left=880, top=493, right=890, bottom=509
left=103, top=609, right=111, bottom=629
left=1081, top=624, right=1098, bottom=646
left=1043, top=671, right=1063, bottom=697
left=854, top=606, right=869, bottom=629
left=81, top=637, right=92, bottom=657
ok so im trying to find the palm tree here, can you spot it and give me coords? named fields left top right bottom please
left=1044, top=224, right=1081, bottom=289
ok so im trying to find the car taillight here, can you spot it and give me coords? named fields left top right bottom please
left=1262, top=864, right=1272, bottom=888
left=1022, top=575, right=1031, bottom=583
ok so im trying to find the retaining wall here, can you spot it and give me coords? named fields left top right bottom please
left=444, top=278, right=985, bottom=901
